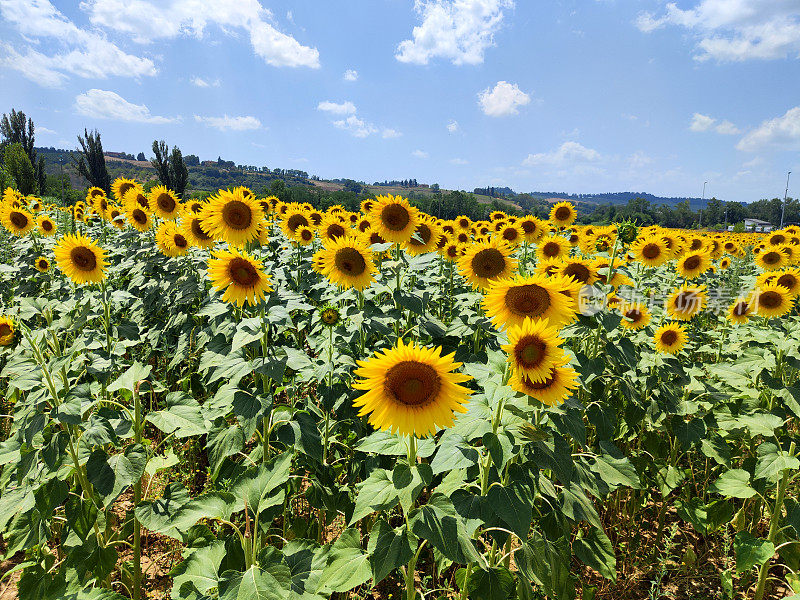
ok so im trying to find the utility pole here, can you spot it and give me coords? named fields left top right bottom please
left=59, top=155, right=65, bottom=205
left=780, top=171, right=791, bottom=229
left=699, top=181, right=707, bottom=229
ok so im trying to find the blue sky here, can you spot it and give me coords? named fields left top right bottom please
left=2, top=0, right=800, bottom=203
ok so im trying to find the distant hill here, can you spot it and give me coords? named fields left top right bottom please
left=525, top=191, right=709, bottom=210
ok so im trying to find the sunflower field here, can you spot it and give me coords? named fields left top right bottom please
left=0, top=181, right=799, bottom=600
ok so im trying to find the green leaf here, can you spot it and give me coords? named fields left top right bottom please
left=487, top=482, right=533, bottom=539
left=574, top=528, right=617, bottom=581
left=734, top=532, right=775, bottom=574
left=754, top=443, right=800, bottom=482
left=515, top=532, right=575, bottom=600
left=86, top=444, right=147, bottom=504
left=230, top=452, right=293, bottom=515
left=171, top=540, right=227, bottom=597
left=392, top=462, right=432, bottom=513
left=355, top=431, right=435, bottom=458
left=560, top=483, right=602, bottom=529
left=709, top=469, right=757, bottom=499
left=349, top=468, right=399, bottom=525
left=64, top=495, right=98, bottom=541
left=317, top=529, right=372, bottom=594
left=465, top=566, right=515, bottom=600
left=207, top=421, right=245, bottom=476
left=409, top=494, right=482, bottom=565
left=367, top=519, right=415, bottom=584
left=146, top=392, right=207, bottom=438
left=135, top=482, right=190, bottom=536
left=107, top=361, right=152, bottom=393
left=168, top=492, right=237, bottom=536
left=591, top=454, right=641, bottom=491
left=218, top=565, right=290, bottom=600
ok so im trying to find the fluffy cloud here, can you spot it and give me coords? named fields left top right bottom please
left=478, top=81, right=530, bottom=117
left=333, top=115, right=378, bottom=138
left=522, top=141, right=601, bottom=166
left=194, top=114, right=262, bottom=131
left=75, top=89, right=178, bottom=123
left=81, top=0, right=320, bottom=68
left=343, top=69, right=358, bottom=81
left=317, top=101, right=357, bottom=115
left=636, top=1, right=800, bottom=62
left=449, top=157, right=468, bottom=165
left=382, top=128, right=403, bottom=139
left=191, top=76, right=220, bottom=88
left=447, top=120, right=460, bottom=133
left=0, top=0, right=156, bottom=87
left=396, top=0, right=513, bottom=65
left=737, top=106, right=800, bottom=151
left=689, top=112, right=741, bottom=135
left=412, top=149, right=429, bottom=159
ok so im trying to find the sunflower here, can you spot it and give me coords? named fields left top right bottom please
left=676, top=251, right=711, bottom=279
left=631, top=236, right=669, bottom=267
left=504, top=317, right=567, bottom=383
left=123, top=188, right=150, bottom=213
left=0, top=316, right=15, bottom=346
left=86, top=186, right=106, bottom=203
left=497, top=223, right=524, bottom=247
left=755, top=246, right=787, bottom=271
left=93, top=194, right=111, bottom=220
left=1, top=205, right=34, bottom=235
left=34, top=256, right=50, bottom=272
left=727, top=297, right=753, bottom=325
left=319, top=304, right=341, bottom=327
left=157, top=222, right=191, bottom=257
left=752, top=283, right=794, bottom=318
left=489, top=210, right=506, bottom=222
left=619, top=302, right=651, bottom=330
left=719, top=257, right=731, bottom=270
left=317, top=236, right=376, bottom=291
left=184, top=200, right=205, bottom=215
left=319, top=215, right=349, bottom=243
left=556, top=257, right=597, bottom=286
left=126, top=205, right=153, bottom=232
left=352, top=338, right=472, bottom=438
left=536, top=235, right=570, bottom=261
left=441, top=242, right=464, bottom=261
left=37, top=215, right=57, bottom=237
left=549, top=201, right=577, bottom=228
left=53, top=234, right=108, bottom=285
left=295, top=225, right=316, bottom=246
left=510, top=361, right=578, bottom=406
left=150, top=185, right=182, bottom=220
left=519, top=216, right=546, bottom=243
left=281, top=207, right=311, bottom=240
left=111, top=177, right=138, bottom=202
left=653, top=323, right=687, bottom=354
left=666, top=285, right=707, bottom=321
left=484, top=274, right=576, bottom=330
left=458, top=238, right=518, bottom=290
left=773, top=268, right=800, bottom=296
left=405, top=218, right=442, bottom=255
left=370, top=194, right=420, bottom=244
left=109, top=207, right=125, bottom=229
left=360, top=199, right=375, bottom=215
left=200, top=189, right=264, bottom=246
left=207, top=247, right=272, bottom=306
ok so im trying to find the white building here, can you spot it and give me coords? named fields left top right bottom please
left=743, top=218, right=774, bottom=233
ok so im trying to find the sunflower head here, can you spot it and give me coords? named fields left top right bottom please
left=727, top=297, right=753, bottom=325
left=112, top=177, right=138, bottom=202
left=150, top=185, right=182, bottom=220
left=370, top=194, right=420, bottom=244
left=317, top=236, right=376, bottom=291
left=1, top=205, right=35, bottom=235
left=676, top=251, right=711, bottom=280
left=536, top=235, right=570, bottom=261
left=319, top=304, right=341, bottom=327
left=53, top=233, right=108, bottom=285
left=207, top=247, right=273, bottom=306
left=353, top=338, right=473, bottom=438
left=504, top=317, right=568, bottom=383
left=484, top=274, right=577, bottom=330
left=510, top=361, right=578, bottom=406
left=654, top=323, right=687, bottom=354
left=752, top=283, right=794, bottom=318
left=549, top=201, right=577, bottom=227
left=200, top=189, right=265, bottom=246
left=295, top=225, right=316, bottom=246
left=37, top=215, right=57, bottom=236
left=0, top=316, right=16, bottom=347
left=34, top=256, right=50, bottom=272
left=619, top=302, right=651, bottom=330
left=405, top=218, right=442, bottom=255
left=459, top=238, right=518, bottom=290
left=632, top=236, right=669, bottom=267
left=666, top=285, right=708, bottom=321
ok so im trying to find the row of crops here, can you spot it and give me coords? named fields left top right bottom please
left=0, top=180, right=799, bottom=599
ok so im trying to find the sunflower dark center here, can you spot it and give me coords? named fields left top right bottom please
left=384, top=361, right=441, bottom=407
left=70, top=247, right=97, bottom=272
left=457, top=233, right=470, bottom=243
left=520, top=220, right=535, bottom=234
left=38, top=259, right=48, bottom=269
left=542, top=242, right=560, bottom=257
left=563, top=263, right=591, bottom=283
left=9, top=211, right=28, bottom=229
left=770, top=234, right=786, bottom=245
left=119, top=183, right=135, bottom=198
left=41, top=219, right=53, bottom=231
left=446, top=245, right=459, bottom=258
left=90, top=189, right=104, bottom=198
left=458, top=219, right=470, bottom=228
left=759, top=291, right=782, bottom=309
left=410, top=224, right=432, bottom=246
left=624, top=308, right=643, bottom=323
left=222, top=201, right=253, bottom=231
left=335, top=247, right=367, bottom=276
left=369, top=232, right=385, bottom=245
left=554, top=206, right=571, bottom=221
left=326, top=223, right=346, bottom=239
left=777, top=274, right=796, bottom=289
left=358, top=220, right=371, bottom=232
left=287, top=213, right=309, bottom=232
left=502, top=228, right=519, bottom=242
left=733, top=301, right=749, bottom=317
left=228, top=257, right=259, bottom=287
left=525, top=369, right=556, bottom=391
left=174, top=234, right=188, bottom=249
left=0, top=324, right=11, bottom=337
left=683, top=255, right=701, bottom=270
left=191, top=219, right=212, bottom=240
left=135, top=194, right=148, bottom=210
left=157, top=193, right=176, bottom=213
left=642, top=243, right=661, bottom=259
left=763, top=252, right=780, bottom=265
left=381, top=204, right=411, bottom=232
left=301, top=229, right=313, bottom=241
left=515, top=335, right=547, bottom=368
left=506, top=284, right=551, bottom=317
left=690, top=239, right=703, bottom=250
left=471, top=248, right=506, bottom=278
left=675, top=292, right=699, bottom=312
left=132, top=209, right=147, bottom=225
left=660, top=330, right=679, bottom=346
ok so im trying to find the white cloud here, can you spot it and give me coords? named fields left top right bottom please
left=636, top=1, right=800, bottom=62
left=447, top=120, right=460, bottom=133
left=412, top=149, right=429, bottom=159
left=382, top=128, right=403, bottom=139
left=737, top=106, right=800, bottom=151
left=333, top=115, right=378, bottom=138
left=478, top=81, right=530, bottom=117
left=449, top=157, right=468, bottom=165
left=396, top=0, right=514, bottom=65
left=628, top=151, right=653, bottom=169
left=343, top=69, right=358, bottom=81
left=317, top=100, right=357, bottom=115
left=522, top=141, right=601, bottom=166
left=81, top=0, right=320, bottom=68
left=194, top=114, right=262, bottom=131
left=36, top=126, right=57, bottom=135
left=690, top=112, right=741, bottom=134
left=0, top=0, right=156, bottom=87
left=75, top=89, right=178, bottom=124
left=191, top=76, right=220, bottom=88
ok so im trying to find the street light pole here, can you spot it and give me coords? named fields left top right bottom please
left=699, top=181, right=707, bottom=228
left=59, top=155, right=65, bottom=205
left=780, top=171, right=791, bottom=229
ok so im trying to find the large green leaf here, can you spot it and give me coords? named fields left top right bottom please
left=146, top=392, right=207, bottom=438
left=409, top=494, right=482, bottom=565
left=107, top=361, right=152, bottom=393
left=574, top=528, right=617, bottom=581
left=218, top=565, right=291, bottom=600
left=709, top=469, right=757, bottom=499
left=515, top=532, right=575, bottom=600
left=349, top=468, right=399, bottom=524
left=86, top=443, right=147, bottom=504
left=487, top=482, right=533, bottom=539
left=316, top=529, right=372, bottom=594
left=464, top=566, right=516, bottom=600
left=367, top=519, right=415, bottom=584
left=734, top=532, right=775, bottom=574
left=229, top=452, right=293, bottom=515
left=171, top=539, right=227, bottom=597
left=392, top=462, right=432, bottom=513
left=754, top=443, right=800, bottom=482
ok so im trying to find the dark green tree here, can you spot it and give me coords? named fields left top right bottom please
left=73, top=129, right=111, bottom=193
left=4, top=142, right=37, bottom=195
left=1, top=109, right=46, bottom=193
left=136, top=152, right=146, bottom=161
left=151, top=140, right=189, bottom=196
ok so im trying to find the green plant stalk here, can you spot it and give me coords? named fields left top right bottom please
left=323, top=325, right=334, bottom=465
left=459, top=562, right=473, bottom=600
left=132, top=384, right=143, bottom=600
left=403, top=434, right=419, bottom=600
left=754, top=441, right=795, bottom=600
